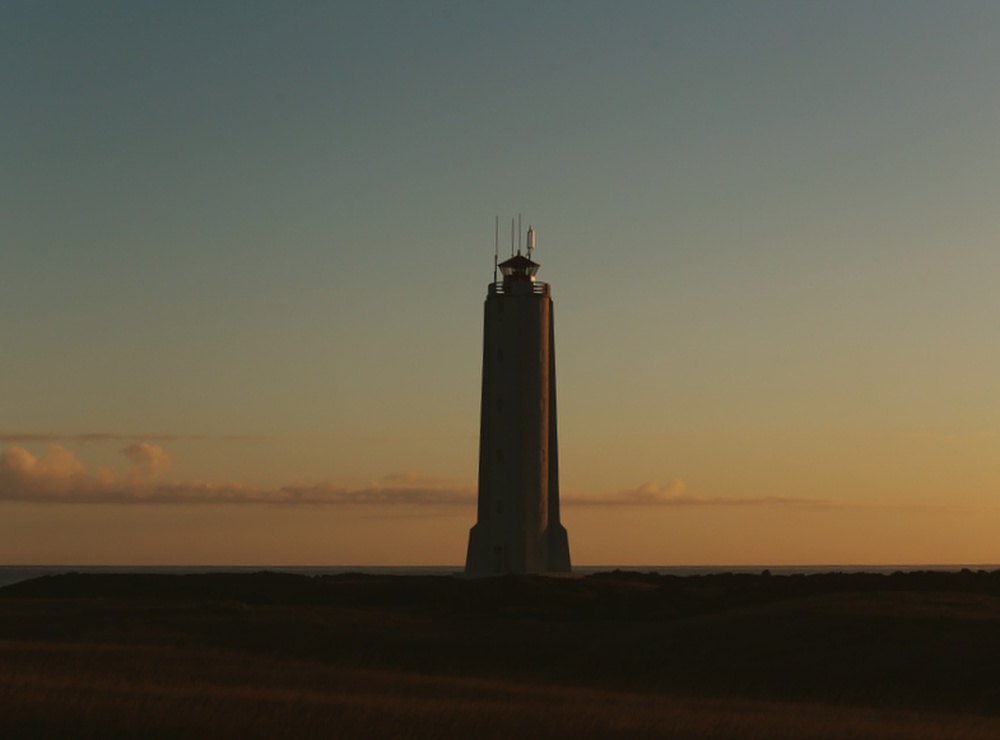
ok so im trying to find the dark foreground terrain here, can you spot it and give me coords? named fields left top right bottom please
left=3, top=570, right=1000, bottom=738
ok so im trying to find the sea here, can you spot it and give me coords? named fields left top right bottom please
left=2, top=564, right=998, bottom=590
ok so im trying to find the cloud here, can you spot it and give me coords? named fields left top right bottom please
left=122, top=443, right=173, bottom=482
left=0, top=445, right=474, bottom=506
left=565, top=480, right=829, bottom=507
left=0, top=432, right=270, bottom=444
left=122, top=442, right=173, bottom=483
left=900, top=430, right=999, bottom=443
left=0, top=446, right=828, bottom=509
left=0, top=445, right=90, bottom=498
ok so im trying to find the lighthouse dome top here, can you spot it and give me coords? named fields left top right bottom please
left=499, top=254, right=540, bottom=282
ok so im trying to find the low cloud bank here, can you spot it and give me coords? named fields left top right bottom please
left=1, top=445, right=827, bottom=508
left=0, top=445, right=473, bottom=506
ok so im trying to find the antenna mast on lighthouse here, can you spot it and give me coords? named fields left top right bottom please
left=493, top=216, right=499, bottom=283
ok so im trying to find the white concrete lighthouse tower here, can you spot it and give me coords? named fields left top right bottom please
left=465, top=226, right=572, bottom=575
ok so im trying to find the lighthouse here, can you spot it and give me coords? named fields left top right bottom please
left=465, top=225, right=572, bottom=575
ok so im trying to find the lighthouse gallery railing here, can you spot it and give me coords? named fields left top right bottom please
left=488, top=282, right=550, bottom=296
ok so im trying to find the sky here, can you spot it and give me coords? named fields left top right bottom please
left=2, top=1, right=999, bottom=566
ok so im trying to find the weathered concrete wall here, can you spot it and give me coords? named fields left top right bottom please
left=466, top=280, right=571, bottom=575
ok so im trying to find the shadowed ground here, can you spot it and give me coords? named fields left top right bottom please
left=2, top=570, right=1000, bottom=738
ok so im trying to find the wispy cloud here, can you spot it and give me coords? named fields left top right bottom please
left=565, top=480, right=829, bottom=507
left=0, top=432, right=271, bottom=444
left=899, top=430, right=999, bottom=443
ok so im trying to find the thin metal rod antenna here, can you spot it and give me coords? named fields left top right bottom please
left=510, top=218, right=515, bottom=257
left=494, top=216, right=499, bottom=283
left=518, top=214, right=522, bottom=255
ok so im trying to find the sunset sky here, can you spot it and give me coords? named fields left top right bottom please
left=3, top=2, right=999, bottom=566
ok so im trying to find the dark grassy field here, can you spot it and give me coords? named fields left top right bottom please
left=3, top=570, right=1000, bottom=738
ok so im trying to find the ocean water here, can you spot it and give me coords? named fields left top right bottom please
left=1, top=564, right=997, bottom=590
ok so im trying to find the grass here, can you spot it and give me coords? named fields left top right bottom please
left=3, top=571, right=1000, bottom=738
left=4, top=639, right=1000, bottom=739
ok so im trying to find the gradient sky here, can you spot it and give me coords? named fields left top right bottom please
left=2, top=1, right=999, bottom=566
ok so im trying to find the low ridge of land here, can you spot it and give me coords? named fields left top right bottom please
left=3, top=570, right=1000, bottom=738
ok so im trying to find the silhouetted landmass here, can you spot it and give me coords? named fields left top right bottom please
left=3, top=570, right=1000, bottom=738
left=9, top=567, right=1000, bottom=611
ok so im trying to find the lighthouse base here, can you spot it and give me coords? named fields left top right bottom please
left=465, top=523, right=572, bottom=577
